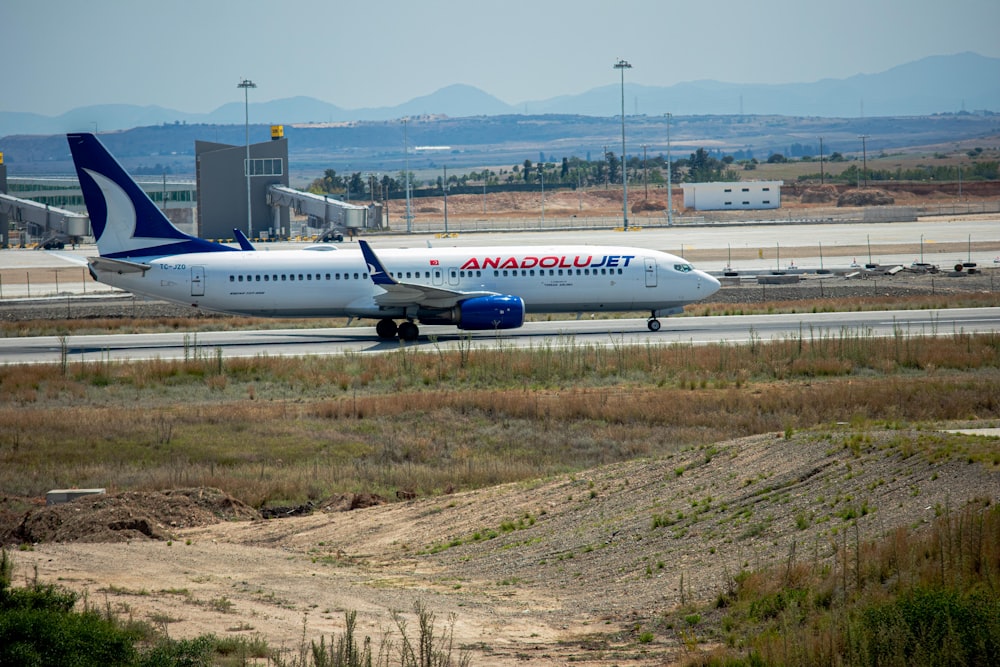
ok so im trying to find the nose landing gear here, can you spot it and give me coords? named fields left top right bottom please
left=647, top=318, right=662, bottom=332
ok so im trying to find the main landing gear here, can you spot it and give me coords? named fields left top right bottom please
left=376, top=318, right=419, bottom=341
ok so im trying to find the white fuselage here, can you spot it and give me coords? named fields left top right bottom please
left=94, top=245, right=719, bottom=319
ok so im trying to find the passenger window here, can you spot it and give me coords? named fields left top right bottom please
left=229, top=275, right=234, bottom=282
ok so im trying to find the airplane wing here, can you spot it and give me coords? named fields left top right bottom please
left=359, top=240, right=496, bottom=309
left=88, top=256, right=153, bottom=275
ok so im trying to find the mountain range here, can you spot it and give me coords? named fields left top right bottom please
left=2, top=52, right=998, bottom=138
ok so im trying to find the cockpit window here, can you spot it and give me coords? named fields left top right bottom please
left=674, top=264, right=693, bottom=273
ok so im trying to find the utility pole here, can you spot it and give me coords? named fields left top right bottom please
left=443, top=164, right=448, bottom=234
left=858, top=134, right=869, bottom=188
left=403, top=118, right=412, bottom=232
left=819, top=137, right=825, bottom=185
left=642, top=144, right=648, bottom=200
left=539, top=163, right=545, bottom=226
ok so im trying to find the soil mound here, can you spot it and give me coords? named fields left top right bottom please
left=9, top=488, right=258, bottom=544
left=800, top=185, right=838, bottom=203
left=837, top=189, right=895, bottom=206
left=631, top=200, right=666, bottom=213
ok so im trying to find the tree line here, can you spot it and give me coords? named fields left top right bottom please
left=305, top=147, right=997, bottom=200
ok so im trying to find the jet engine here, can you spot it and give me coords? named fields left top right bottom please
left=421, top=295, right=525, bottom=330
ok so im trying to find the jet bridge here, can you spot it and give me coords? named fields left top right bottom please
left=0, top=193, right=90, bottom=248
left=267, top=185, right=368, bottom=240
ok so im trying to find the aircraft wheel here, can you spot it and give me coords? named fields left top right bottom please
left=647, top=319, right=662, bottom=332
left=376, top=318, right=398, bottom=340
left=398, top=321, right=419, bottom=341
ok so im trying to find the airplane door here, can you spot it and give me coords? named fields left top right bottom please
left=191, top=266, right=205, bottom=296
left=448, top=268, right=460, bottom=286
left=644, top=258, right=657, bottom=287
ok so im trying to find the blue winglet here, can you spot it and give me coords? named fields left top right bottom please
left=359, top=240, right=396, bottom=286
left=233, top=228, right=255, bottom=251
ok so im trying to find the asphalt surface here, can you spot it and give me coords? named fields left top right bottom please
left=3, top=307, right=999, bottom=364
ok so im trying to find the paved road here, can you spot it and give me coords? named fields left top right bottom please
left=3, top=307, right=998, bottom=365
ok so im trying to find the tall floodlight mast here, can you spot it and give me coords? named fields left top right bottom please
left=237, top=78, right=256, bottom=237
left=614, top=59, right=632, bottom=231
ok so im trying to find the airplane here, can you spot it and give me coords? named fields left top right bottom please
left=66, top=132, right=721, bottom=341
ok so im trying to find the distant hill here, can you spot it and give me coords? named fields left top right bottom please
left=2, top=53, right=997, bottom=138
left=3, top=112, right=996, bottom=182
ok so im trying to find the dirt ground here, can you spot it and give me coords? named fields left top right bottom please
left=7, top=427, right=1000, bottom=665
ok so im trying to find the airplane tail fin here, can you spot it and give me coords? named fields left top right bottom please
left=66, top=133, right=234, bottom=259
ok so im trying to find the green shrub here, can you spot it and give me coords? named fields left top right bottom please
left=850, top=586, right=1000, bottom=666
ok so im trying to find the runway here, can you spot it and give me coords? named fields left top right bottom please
left=3, top=307, right=998, bottom=365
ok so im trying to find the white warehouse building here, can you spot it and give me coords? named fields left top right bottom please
left=681, top=181, right=783, bottom=211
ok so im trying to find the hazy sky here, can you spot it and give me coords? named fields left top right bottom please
left=3, top=0, right=998, bottom=116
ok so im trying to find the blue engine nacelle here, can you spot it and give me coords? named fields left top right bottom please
left=457, top=295, right=525, bottom=330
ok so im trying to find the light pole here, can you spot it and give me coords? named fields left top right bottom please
left=237, top=78, right=256, bottom=237
left=614, top=59, right=632, bottom=230
left=443, top=165, right=448, bottom=234
left=665, top=112, right=673, bottom=227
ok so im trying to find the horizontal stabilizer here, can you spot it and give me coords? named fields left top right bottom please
left=88, top=256, right=152, bottom=275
